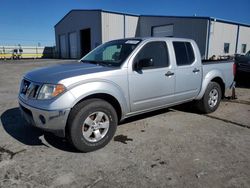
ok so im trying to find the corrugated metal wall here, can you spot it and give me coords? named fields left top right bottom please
left=101, top=13, right=139, bottom=43
left=208, top=21, right=238, bottom=58
left=139, top=16, right=208, bottom=59
left=125, top=16, right=139, bottom=38
left=55, top=10, right=102, bottom=59
left=101, top=12, right=124, bottom=43
left=237, top=26, right=250, bottom=54
left=55, top=10, right=250, bottom=60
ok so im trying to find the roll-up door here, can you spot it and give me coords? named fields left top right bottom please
left=69, top=32, right=77, bottom=58
left=152, top=24, right=174, bottom=37
left=59, top=35, right=67, bottom=58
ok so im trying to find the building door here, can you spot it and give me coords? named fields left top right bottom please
left=152, top=24, right=174, bottom=37
left=69, top=32, right=77, bottom=58
left=59, top=35, right=67, bottom=58
left=80, top=28, right=91, bottom=57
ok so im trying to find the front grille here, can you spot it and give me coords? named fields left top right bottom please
left=20, top=79, right=41, bottom=99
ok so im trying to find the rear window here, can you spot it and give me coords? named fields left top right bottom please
left=173, top=42, right=195, bottom=66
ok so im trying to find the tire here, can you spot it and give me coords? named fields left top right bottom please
left=196, top=82, right=222, bottom=114
left=67, top=98, right=118, bottom=152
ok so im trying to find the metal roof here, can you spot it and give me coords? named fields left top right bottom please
left=55, top=9, right=250, bottom=28
left=54, top=9, right=138, bottom=27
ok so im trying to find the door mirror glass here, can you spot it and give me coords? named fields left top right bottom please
left=134, top=58, right=154, bottom=70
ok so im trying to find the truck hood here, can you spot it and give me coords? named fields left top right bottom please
left=24, top=62, right=116, bottom=84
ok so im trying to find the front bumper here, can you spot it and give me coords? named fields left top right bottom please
left=19, top=99, right=71, bottom=137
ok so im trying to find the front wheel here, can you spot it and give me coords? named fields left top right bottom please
left=196, top=82, right=222, bottom=114
left=67, top=99, right=118, bottom=152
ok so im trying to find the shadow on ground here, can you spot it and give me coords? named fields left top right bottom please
left=1, top=107, right=176, bottom=152
left=235, top=72, right=250, bottom=89
left=1, top=102, right=207, bottom=152
left=0, top=107, right=78, bottom=152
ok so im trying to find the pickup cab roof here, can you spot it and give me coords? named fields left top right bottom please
left=118, top=37, right=196, bottom=43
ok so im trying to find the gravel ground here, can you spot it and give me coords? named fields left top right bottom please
left=0, top=59, right=249, bottom=188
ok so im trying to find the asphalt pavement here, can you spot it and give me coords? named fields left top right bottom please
left=0, top=59, right=249, bottom=188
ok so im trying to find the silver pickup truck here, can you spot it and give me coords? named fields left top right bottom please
left=19, top=37, right=235, bottom=152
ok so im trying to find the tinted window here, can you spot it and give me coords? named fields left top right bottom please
left=173, top=42, right=195, bottom=66
left=224, top=43, right=230, bottom=53
left=186, top=42, right=195, bottom=62
left=241, top=44, right=247, bottom=54
left=135, top=41, right=169, bottom=69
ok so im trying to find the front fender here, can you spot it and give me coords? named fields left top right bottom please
left=68, top=80, right=129, bottom=118
left=196, top=69, right=225, bottom=100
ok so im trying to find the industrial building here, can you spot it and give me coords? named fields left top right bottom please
left=55, top=9, right=250, bottom=59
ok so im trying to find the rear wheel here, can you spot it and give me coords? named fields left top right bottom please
left=196, top=82, right=222, bottom=114
left=67, top=99, right=118, bottom=152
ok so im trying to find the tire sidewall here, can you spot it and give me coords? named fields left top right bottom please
left=69, top=99, right=117, bottom=152
left=203, top=82, right=221, bottom=113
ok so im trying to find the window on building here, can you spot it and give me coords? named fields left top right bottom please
left=173, top=41, right=195, bottom=66
left=134, top=41, right=169, bottom=69
left=224, top=43, right=230, bottom=54
left=241, top=44, right=247, bottom=54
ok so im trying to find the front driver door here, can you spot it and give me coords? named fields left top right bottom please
left=128, top=41, right=175, bottom=112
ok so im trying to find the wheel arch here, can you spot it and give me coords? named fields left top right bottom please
left=210, top=77, right=225, bottom=98
left=65, top=93, right=123, bottom=140
left=75, top=93, right=122, bottom=121
left=196, top=69, right=226, bottom=100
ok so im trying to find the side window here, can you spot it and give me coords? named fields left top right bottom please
left=135, top=41, right=169, bottom=69
left=173, top=41, right=195, bottom=66
left=186, top=42, right=195, bottom=62
left=241, top=44, right=247, bottom=54
left=224, top=43, right=230, bottom=54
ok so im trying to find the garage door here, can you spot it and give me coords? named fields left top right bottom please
left=152, top=24, right=174, bottom=37
left=59, top=35, right=67, bottom=58
left=69, top=32, right=77, bottom=58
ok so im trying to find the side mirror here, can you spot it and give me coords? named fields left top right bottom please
left=134, top=58, right=154, bottom=70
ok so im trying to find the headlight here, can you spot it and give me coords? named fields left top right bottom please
left=37, top=84, right=65, bottom=100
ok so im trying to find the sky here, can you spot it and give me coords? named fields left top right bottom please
left=0, top=0, right=249, bottom=46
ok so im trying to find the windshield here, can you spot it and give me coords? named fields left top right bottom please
left=81, top=39, right=141, bottom=67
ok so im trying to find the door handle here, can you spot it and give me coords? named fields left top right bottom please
left=165, top=71, right=174, bottom=77
left=193, top=68, right=200, bottom=73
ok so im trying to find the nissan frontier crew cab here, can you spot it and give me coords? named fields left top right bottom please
left=19, top=37, right=235, bottom=152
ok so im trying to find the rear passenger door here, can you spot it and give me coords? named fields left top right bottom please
left=128, top=41, right=175, bottom=112
left=173, top=41, right=202, bottom=101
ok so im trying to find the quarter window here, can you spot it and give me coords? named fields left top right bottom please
left=241, top=44, right=247, bottom=54
left=173, top=41, right=195, bottom=66
left=135, top=41, right=169, bottom=69
left=224, top=43, right=230, bottom=54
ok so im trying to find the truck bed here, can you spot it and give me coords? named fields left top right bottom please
left=202, top=60, right=234, bottom=89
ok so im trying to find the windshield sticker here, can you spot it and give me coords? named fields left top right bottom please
left=125, top=40, right=140, bottom=44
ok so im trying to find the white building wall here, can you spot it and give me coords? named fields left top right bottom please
left=237, top=26, right=250, bottom=54
left=125, top=16, right=139, bottom=38
left=208, top=21, right=238, bottom=58
left=101, top=12, right=124, bottom=43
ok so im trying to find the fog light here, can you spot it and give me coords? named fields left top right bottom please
left=39, top=115, right=46, bottom=124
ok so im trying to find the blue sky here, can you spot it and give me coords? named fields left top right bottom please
left=0, top=0, right=249, bottom=46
